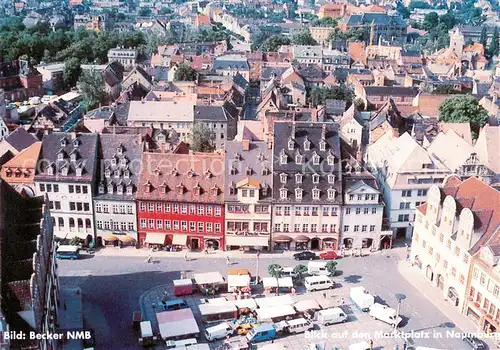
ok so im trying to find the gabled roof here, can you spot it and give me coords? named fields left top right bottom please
left=474, top=124, right=500, bottom=174
left=427, top=129, right=474, bottom=171
left=4, top=128, right=38, bottom=152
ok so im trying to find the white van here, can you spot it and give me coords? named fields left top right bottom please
left=281, top=317, right=313, bottom=334
left=304, top=275, right=334, bottom=291
left=281, top=267, right=297, bottom=278
left=204, top=322, right=233, bottom=341
left=350, top=287, right=375, bottom=312
left=307, top=261, right=329, bottom=276
left=368, top=303, right=402, bottom=327
left=315, top=307, right=347, bottom=326
left=166, top=338, right=198, bottom=348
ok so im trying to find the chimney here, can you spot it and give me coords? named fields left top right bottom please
left=291, top=121, right=296, bottom=139
left=160, top=143, right=166, bottom=153
left=242, top=138, right=250, bottom=151
left=321, top=123, right=326, bottom=140
left=267, top=134, right=273, bottom=149
left=70, top=132, right=77, bottom=140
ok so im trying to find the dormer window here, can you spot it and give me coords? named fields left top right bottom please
left=70, top=151, right=78, bottom=162
left=280, top=173, right=287, bottom=183
left=187, top=169, right=195, bottom=178
left=280, top=150, right=287, bottom=164
left=154, top=167, right=161, bottom=176
left=108, top=184, right=114, bottom=193
left=194, top=183, right=201, bottom=196
left=211, top=186, right=218, bottom=197
left=262, top=184, right=268, bottom=196
left=5, top=168, right=11, bottom=177
left=328, top=174, right=335, bottom=184
left=295, top=188, right=303, bottom=200
left=295, top=152, right=303, bottom=164
left=176, top=184, right=184, bottom=195
left=75, top=167, right=82, bottom=177
left=57, top=152, right=64, bottom=160
left=61, top=166, right=68, bottom=176
left=160, top=182, right=168, bottom=194
left=116, top=145, right=123, bottom=155
left=327, top=188, right=336, bottom=200
left=60, top=138, right=67, bottom=147
left=261, top=166, right=270, bottom=175
left=72, top=139, right=79, bottom=147
left=126, top=185, right=133, bottom=195
left=124, top=170, right=130, bottom=178
left=111, top=157, right=117, bottom=166
left=117, top=185, right=123, bottom=195
left=280, top=188, right=288, bottom=199
left=312, top=173, right=320, bottom=184
left=229, top=183, right=236, bottom=195
left=295, top=173, right=302, bottom=184
left=105, top=169, right=111, bottom=177
left=144, top=181, right=152, bottom=193
left=287, top=138, right=294, bottom=151
left=304, top=138, right=311, bottom=151
left=319, top=140, right=326, bottom=151
left=171, top=168, right=178, bottom=176
left=245, top=166, right=252, bottom=175
left=205, top=169, right=212, bottom=178
left=327, top=154, right=335, bottom=165
left=98, top=183, right=105, bottom=194
left=234, top=153, right=241, bottom=161
left=47, top=165, right=53, bottom=176
left=230, top=166, right=237, bottom=175
left=312, top=152, right=320, bottom=165
left=258, top=153, right=265, bottom=161
left=120, top=157, right=127, bottom=166
left=312, top=187, right=320, bottom=200
left=114, top=170, right=120, bottom=178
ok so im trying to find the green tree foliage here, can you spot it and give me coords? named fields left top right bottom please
left=423, top=12, right=439, bottom=31
left=480, top=26, right=488, bottom=48
left=268, top=264, right=283, bottom=295
left=438, top=95, right=489, bottom=139
left=291, top=28, right=316, bottom=46
left=325, top=261, right=338, bottom=277
left=260, top=35, right=291, bottom=52
left=488, top=27, right=499, bottom=57
left=190, top=123, right=216, bottom=152
left=174, top=64, right=197, bottom=81
left=327, top=27, right=365, bottom=43
left=293, top=264, right=308, bottom=284
left=78, top=69, right=106, bottom=111
left=396, top=2, right=411, bottom=19
left=63, top=57, right=82, bottom=89
left=138, top=7, right=152, bottom=16
left=311, top=16, right=337, bottom=27
left=433, top=84, right=461, bottom=94
left=160, top=7, right=173, bottom=15
left=309, top=85, right=354, bottom=108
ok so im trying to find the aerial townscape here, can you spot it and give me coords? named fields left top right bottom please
left=0, top=0, right=499, bottom=349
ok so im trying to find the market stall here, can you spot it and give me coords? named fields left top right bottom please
left=173, top=279, right=193, bottom=297
left=193, top=272, right=226, bottom=296
left=255, top=305, right=296, bottom=322
left=293, top=299, right=321, bottom=319
left=156, top=308, right=200, bottom=340
left=254, top=295, right=294, bottom=309
left=262, top=277, right=294, bottom=293
left=198, top=300, right=238, bottom=324
left=228, top=274, right=251, bottom=294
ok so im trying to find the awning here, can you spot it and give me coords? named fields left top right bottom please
left=256, top=305, right=296, bottom=320
left=294, top=235, right=310, bottom=242
left=262, top=277, right=293, bottom=288
left=273, top=235, right=292, bottom=243
left=294, top=300, right=321, bottom=312
left=226, top=235, right=269, bottom=247
left=193, top=272, right=225, bottom=285
left=228, top=274, right=250, bottom=288
left=172, top=234, right=187, bottom=246
left=104, top=234, right=118, bottom=241
left=145, top=233, right=167, bottom=245
left=118, top=235, right=135, bottom=243
left=254, top=295, right=294, bottom=308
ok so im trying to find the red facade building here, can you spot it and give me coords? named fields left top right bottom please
left=0, top=60, right=43, bottom=101
left=136, top=152, right=225, bottom=250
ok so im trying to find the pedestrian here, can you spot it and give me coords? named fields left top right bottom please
left=369, top=339, right=373, bottom=350
left=341, top=297, right=345, bottom=305
left=323, top=292, right=327, bottom=299
left=184, top=252, right=188, bottom=261
left=226, top=256, right=230, bottom=265
left=146, top=254, right=152, bottom=263
left=151, top=303, right=156, bottom=310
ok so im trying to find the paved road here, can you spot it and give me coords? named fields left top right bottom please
left=58, top=249, right=469, bottom=350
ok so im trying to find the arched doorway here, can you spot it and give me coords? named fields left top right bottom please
left=362, top=238, right=373, bottom=248
left=437, top=274, right=444, bottom=290
left=448, top=287, right=459, bottom=307
left=426, top=264, right=434, bottom=281
left=311, top=238, right=320, bottom=250
left=343, top=238, right=353, bottom=249
left=205, top=239, right=220, bottom=250
left=322, top=238, right=337, bottom=250
left=380, top=235, right=391, bottom=249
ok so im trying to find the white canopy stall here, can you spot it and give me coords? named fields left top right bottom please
left=256, top=305, right=296, bottom=321
left=254, top=295, right=294, bottom=308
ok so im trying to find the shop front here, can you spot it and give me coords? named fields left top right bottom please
left=294, top=236, right=309, bottom=251
left=144, top=233, right=168, bottom=248
left=225, top=234, right=270, bottom=251
left=322, top=238, right=337, bottom=250
left=447, top=287, right=460, bottom=307
left=273, top=235, right=292, bottom=251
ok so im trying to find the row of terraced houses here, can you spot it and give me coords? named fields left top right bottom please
left=1, top=122, right=391, bottom=253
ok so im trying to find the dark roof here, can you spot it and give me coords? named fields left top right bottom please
left=35, top=133, right=98, bottom=183
left=232, top=73, right=249, bottom=91
left=4, top=127, right=38, bottom=152
left=213, top=58, right=250, bottom=71
left=261, top=67, right=288, bottom=80
left=194, top=105, right=230, bottom=122
left=345, top=13, right=405, bottom=27
left=272, top=122, right=342, bottom=204
left=95, top=134, right=143, bottom=201
left=365, top=86, right=418, bottom=97
left=297, top=64, right=325, bottom=80
left=325, top=99, right=346, bottom=115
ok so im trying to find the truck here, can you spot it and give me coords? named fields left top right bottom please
left=350, top=287, right=375, bottom=312
left=368, top=303, right=402, bottom=327
left=246, top=323, right=277, bottom=343
left=315, top=307, right=347, bottom=326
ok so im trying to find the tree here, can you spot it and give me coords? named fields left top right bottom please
left=260, top=35, right=291, bottom=52
left=309, top=85, right=354, bottom=108
left=268, top=264, right=283, bottom=295
left=488, top=27, right=499, bottom=57
left=138, top=7, right=152, bottom=16
left=293, top=264, right=308, bottom=285
left=174, top=64, right=197, bottom=81
left=325, top=261, right=338, bottom=277
left=396, top=3, right=411, bottom=19
left=311, top=16, right=337, bottom=27
left=480, top=26, right=488, bottom=48
left=438, top=95, right=489, bottom=139
left=291, top=28, right=316, bottom=46
left=190, top=123, right=216, bottom=152
left=63, top=57, right=82, bottom=88
left=423, top=12, right=439, bottom=31
left=353, top=98, right=365, bottom=111
left=160, top=7, right=173, bottom=15
left=77, top=69, right=106, bottom=111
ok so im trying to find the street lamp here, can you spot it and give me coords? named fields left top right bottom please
left=255, top=249, right=261, bottom=284
left=395, top=293, right=407, bottom=331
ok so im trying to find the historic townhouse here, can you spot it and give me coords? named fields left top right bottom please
left=272, top=122, right=342, bottom=251
left=224, top=131, right=273, bottom=251
left=94, top=134, right=142, bottom=245
left=410, top=176, right=499, bottom=314
left=136, top=152, right=225, bottom=250
left=35, top=132, right=98, bottom=240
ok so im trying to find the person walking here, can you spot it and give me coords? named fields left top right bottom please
left=184, top=252, right=188, bottom=261
left=369, top=339, right=374, bottom=350
left=146, top=254, right=152, bottom=263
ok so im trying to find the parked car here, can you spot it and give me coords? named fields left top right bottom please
left=319, top=251, right=338, bottom=260
left=293, top=251, right=318, bottom=260
left=463, top=336, right=485, bottom=349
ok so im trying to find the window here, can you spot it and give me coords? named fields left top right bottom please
left=302, top=224, right=309, bottom=232
left=346, top=208, right=351, bottom=215
left=39, top=184, right=45, bottom=192
left=127, top=222, right=134, bottom=231
left=156, top=220, right=163, bottom=230
left=494, top=285, right=499, bottom=297
left=165, top=221, right=171, bottom=230
left=148, top=203, right=154, bottom=212
left=173, top=203, right=179, bottom=213
left=198, top=222, right=204, bottom=232
left=97, top=221, right=103, bottom=229
left=190, top=222, right=195, bottom=231
left=104, top=221, right=110, bottom=230
left=312, top=174, right=320, bottom=184
left=198, top=206, right=204, bottom=215
left=181, top=221, right=187, bottom=231
left=355, top=208, right=361, bottom=215
left=480, top=273, right=486, bottom=286
left=127, top=205, right=133, bottom=214
left=303, top=206, right=310, bottom=216
left=455, top=247, right=460, bottom=257
left=417, top=189, right=428, bottom=196
left=322, top=224, right=328, bottom=232
left=215, top=223, right=221, bottom=232
left=206, top=205, right=213, bottom=215
left=75, top=185, right=81, bottom=194
left=164, top=203, right=170, bottom=213
left=215, top=206, right=221, bottom=216
left=284, top=206, right=291, bottom=216
left=280, top=188, right=287, bottom=199
left=283, top=224, right=289, bottom=232
left=140, top=219, right=147, bottom=228
left=402, top=190, right=412, bottom=197
left=96, top=203, right=102, bottom=213
left=451, top=267, right=456, bottom=277
left=275, top=207, right=282, bottom=216
left=311, top=207, right=318, bottom=216
left=206, top=223, right=212, bottom=232
left=173, top=221, right=180, bottom=230
left=274, top=223, right=281, bottom=232
left=181, top=204, right=187, bottom=214
left=53, top=184, right=59, bottom=192
left=113, top=204, right=119, bottom=214
left=242, top=189, right=248, bottom=197
left=463, top=254, right=469, bottom=264
left=362, top=225, right=367, bottom=232
left=295, top=188, right=303, bottom=200
left=280, top=173, right=287, bottom=183
left=322, top=207, right=329, bottom=216
left=459, top=275, right=465, bottom=285
left=148, top=219, right=154, bottom=229
left=120, top=205, right=126, bottom=214
left=311, top=224, right=317, bottom=232
left=70, top=202, right=75, bottom=211
left=369, top=225, right=375, bottom=232
left=354, top=225, right=359, bottom=232
left=436, top=253, right=440, bottom=263
left=371, top=207, right=377, bottom=214
left=363, top=208, right=369, bottom=214
left=295, top=173, right=302, bottom=183
left=294, top=224, right=300, bottom=232
left=444, top=260, right=448, bottom=268
left=312, top=188, right=320, bottom=200
left=295, top=206, right=302, bottom=215
left=344, top=225, right=349, bottom=232
left=140, top=202, right=146, bottom=212
left=103, top=204, right=109, bottom=213
left=84, top=203, right=89, bottom=211
left=189, top=204, right=196, bottom=214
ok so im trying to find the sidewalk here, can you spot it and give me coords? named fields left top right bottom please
left=396, top=260, right=497, bottom=348
left=57, top=287, right=85, bottom=350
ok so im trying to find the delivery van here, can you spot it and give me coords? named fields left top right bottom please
left=281, top=317, right=313, bottom=334
left=315, top=307, right=347, bottom=326
left=164, top=298, right=189, bottom=311
left=281, top=267, right=297, bottom=279
left=304, top=275, right=334, bottom=291
left=166, top=338, right=198, bottom=348
left=205, top=322, right=233, bottom=341
left=307, top=261, right=329, bottom=276
left=368, top=303, right=402, bottom=327
left=350, top=286, right=375, bottom=312
left=246, top=323, right=277, bottom=343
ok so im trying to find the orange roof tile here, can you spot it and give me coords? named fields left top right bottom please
left=464, top=43, right=485, bottom=55
left=348, top=42, right=366, bottom=65
left=1, top=142, right=41, bottom=184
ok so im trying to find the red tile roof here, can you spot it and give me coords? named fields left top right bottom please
left=136, top=152, right=225, bottom=204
